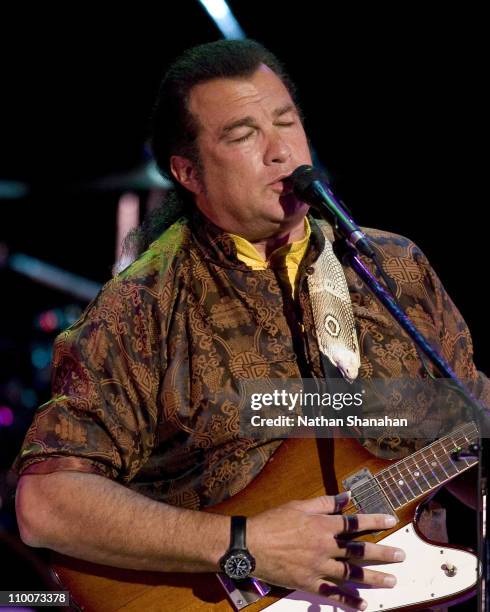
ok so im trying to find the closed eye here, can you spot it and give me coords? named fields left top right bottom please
left=232, top=132, right=254, bottom=143
left=231, top=121, right=295, bottom=143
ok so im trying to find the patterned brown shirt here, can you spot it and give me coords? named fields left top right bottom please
left=13, top=212, right=490, bottom=510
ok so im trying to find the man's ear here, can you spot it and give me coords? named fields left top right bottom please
left=170, top=155, right=203, bottom=195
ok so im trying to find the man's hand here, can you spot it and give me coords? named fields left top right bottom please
left=247, top=493, right=405, bottom=611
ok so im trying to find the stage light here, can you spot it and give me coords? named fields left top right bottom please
left=21, top=389, right=37, bottom=409
left=39, top=310, right=59, bottom=333
left=198, top=0, right=246, bottom=39
left=0, top=406, right=14, bottom=427
left=31, top=346, right=52, bottom=370
left=10, top=254, right=101, bottom=301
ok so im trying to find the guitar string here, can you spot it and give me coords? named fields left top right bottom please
left=360, top=427, right=477, bottom=499
left=334, top=424, right=478, bottom=513
left=341, top=454, right=477, bottom=514
left=345, top=427, right=477, bottom=510
left=340, top=443, right=477, bottom=513
left=341, top=421, right=476, bottom=498
left=340, top=452, right=476, bottom=514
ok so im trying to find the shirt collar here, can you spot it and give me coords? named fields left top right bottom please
left=189, top=208, right=324, bottom=272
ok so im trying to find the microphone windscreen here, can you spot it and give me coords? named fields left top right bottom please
left=290, top=165, right=325, bottom=199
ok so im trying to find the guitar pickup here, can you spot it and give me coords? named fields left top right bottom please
left=342, top=468, right=398, bottom=519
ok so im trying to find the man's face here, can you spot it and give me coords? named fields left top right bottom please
left=172, top=64, right=313, bottom=241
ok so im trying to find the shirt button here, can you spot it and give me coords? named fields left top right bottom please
left=305, top=266, right=315, bottom=275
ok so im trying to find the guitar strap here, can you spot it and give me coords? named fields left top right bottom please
left=307, top=224, right=360, bottom=383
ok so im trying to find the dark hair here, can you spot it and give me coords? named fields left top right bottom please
left=127, top=39, right=300, bottom=257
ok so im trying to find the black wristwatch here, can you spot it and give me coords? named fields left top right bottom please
left=219, top=515, right=256, bottom=580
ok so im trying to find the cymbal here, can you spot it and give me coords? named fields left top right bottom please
left=84, top=160, right=172, bottom=191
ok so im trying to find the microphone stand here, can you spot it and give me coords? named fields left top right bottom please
left=333, top=236, right=490, bottom=611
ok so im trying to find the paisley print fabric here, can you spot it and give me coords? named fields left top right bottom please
left=13, top=211, right=489, bottom=509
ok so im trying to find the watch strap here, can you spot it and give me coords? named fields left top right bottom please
left=230, top=515, right=247, bottom=550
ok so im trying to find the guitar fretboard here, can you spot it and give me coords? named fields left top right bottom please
left=352, top=422, right=479, bottom=512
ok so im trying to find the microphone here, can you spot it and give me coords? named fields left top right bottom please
left=290, top=165, right=375, bottom=258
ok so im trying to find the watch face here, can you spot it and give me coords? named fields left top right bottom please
left=222, top=551, right=255, bottom=580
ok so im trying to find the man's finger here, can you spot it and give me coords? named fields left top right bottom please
left=331, top=513, right=397, bottom=535
left=335, top=539, right=406, bottom=563
left=289, top=492, right=350, bottom=515
left=333, top=491, right=351, bottom=513
left=326, top=559, right=397, bottom=588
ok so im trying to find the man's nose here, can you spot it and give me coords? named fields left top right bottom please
left=264, top=130, right=292, bottom=165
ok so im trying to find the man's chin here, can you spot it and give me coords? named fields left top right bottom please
left=253, top=195, right=309, bottom=235
left=279, top=193, right=309, bottom=217
left=261, top=200, right=309, bottom=239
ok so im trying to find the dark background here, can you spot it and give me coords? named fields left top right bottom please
left=0, top=4, right=485, bottom=608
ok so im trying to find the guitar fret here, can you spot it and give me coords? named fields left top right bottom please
left=411, top=451, right=438, bottom=489
left=418, top=450, right=442, bottom=487
left=376, top=471, right=403, bottom=509
left=434, top=441, right=459, bottom=477
left=404, top=458, right=428, bottom=494
left=394, top=463, right=416, bottom=500
left=458, top=455, right=476, bottom=469
left=387, top=466, right=409, bottom=505
left=414, top=457, right=432, bottom=490
left=428, top=446, right=450, bottom=479
left=451, top=428, right=477, bottom=469
left=443, top=434, right=476, bottom=471
left=370, top=424, right=479, bottom=513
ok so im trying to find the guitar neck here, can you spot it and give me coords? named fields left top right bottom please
left=350, top=422, right=479, bottom=513
left=379, top=422, right=478, bottom=509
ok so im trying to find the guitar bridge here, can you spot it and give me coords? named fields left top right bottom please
left=216, top=573, right=271, bottom=610
left=343, top=468, right=398, bottom=518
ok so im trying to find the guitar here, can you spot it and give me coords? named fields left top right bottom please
left=50, top=422, right=479, bottom=611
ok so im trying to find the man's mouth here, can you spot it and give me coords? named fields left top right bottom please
left=269, top=175, right=294, bottom=195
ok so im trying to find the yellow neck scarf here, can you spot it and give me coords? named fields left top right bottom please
left=228, top=218, right=311, bottom=299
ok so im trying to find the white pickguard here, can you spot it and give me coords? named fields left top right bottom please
left=263, top=523, right=478, bottom=611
